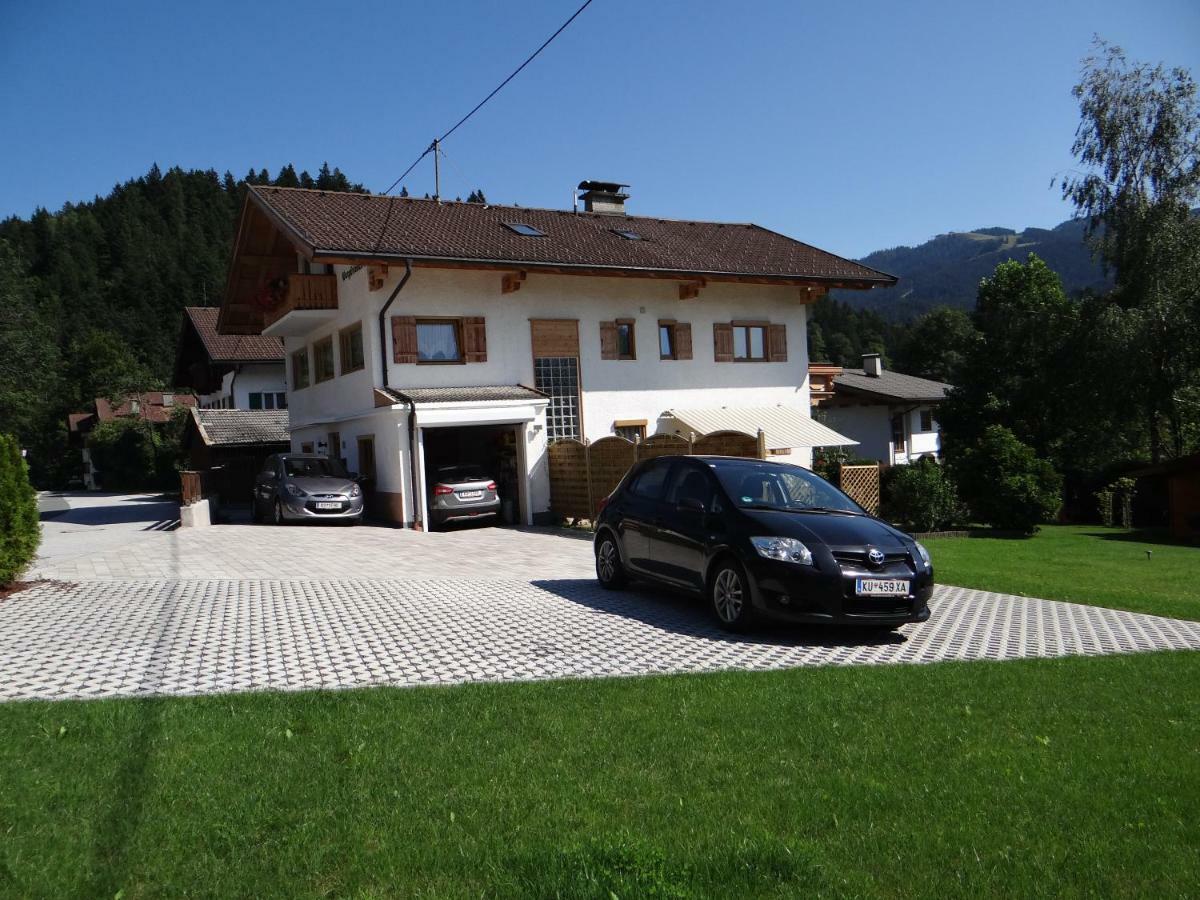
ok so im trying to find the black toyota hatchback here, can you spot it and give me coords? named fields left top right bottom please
left=593, top=456, right=934, bottom=630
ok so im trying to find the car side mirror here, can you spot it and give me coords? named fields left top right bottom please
left=679, top=497, right=706, bottom=515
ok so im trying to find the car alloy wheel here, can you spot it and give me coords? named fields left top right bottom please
left=596, top=537, right=627, bottom=589
left=711, top=564, right=748, bottom=627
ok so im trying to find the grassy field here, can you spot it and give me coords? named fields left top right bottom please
left=1, top=652, right=1197, bottom=898
left=924, top=525, right=1200, bottom=620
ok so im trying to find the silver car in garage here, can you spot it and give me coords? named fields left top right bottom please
left=429, top=464, right=500, bottom=528
left=254, top=453, right=364, bottom=525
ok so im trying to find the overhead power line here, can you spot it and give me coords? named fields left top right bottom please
left=382, top=0, right=597, bottom=197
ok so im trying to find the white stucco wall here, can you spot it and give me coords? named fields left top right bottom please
left=199, top=363, right=287, bottom=409
left=907, top=406, right=941, bottom=460
left=822, top=403, right=942, bottom=465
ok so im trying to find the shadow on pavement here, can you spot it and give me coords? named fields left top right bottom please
left=531, top=578, right=907, bottom=648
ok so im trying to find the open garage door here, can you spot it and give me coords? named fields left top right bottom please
left=421, top=423, right=523, bottom=529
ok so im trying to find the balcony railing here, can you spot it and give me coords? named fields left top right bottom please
left=263, top=274, right=338, bottom=330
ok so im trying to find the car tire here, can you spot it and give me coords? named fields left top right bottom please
left=709, top=559, right=753, bottom=631
left=272, top=499, right=286, bottom=526
left=595, top=534, right=628, bottom=590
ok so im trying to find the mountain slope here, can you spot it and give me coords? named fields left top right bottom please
left=835, top=217, right=1111, bottom=320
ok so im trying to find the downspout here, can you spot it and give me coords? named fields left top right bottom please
left=229, top=364, right=242, bottom=408
left=376, top=260, right=422, bottom=528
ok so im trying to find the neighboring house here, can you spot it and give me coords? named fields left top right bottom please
left=182, top=408, right=291, bottom=508
left=67, top=391, right=197, bottom=489
left=819, top=354, right=951, bottom=465
left=216, top=181, right=894, bottom=528
left=175, top=306, right=287, bottom=409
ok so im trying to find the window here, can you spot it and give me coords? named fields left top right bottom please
left=249, top=392, right=287, bottom=410
left=733, top=324, right=767, bottom=361
left=339, top=322, right=365, bottom=374
left=891, top=414, right=906, bottom=453
left=920, top=409, right=934, bottom=432
left=249, top=392, right=263, bottom=410
left=666, top=465, right=715, bottom=510
left=712, top=460, right=863, bottom=513
left=629, top=460, right=670, bottom=500
left=276, top=392, right=288, bottom=410
left=611, top=228, right=642, bottom=240
left=416, top=320, right=462, bottom=363
left=300, top=442, right=314, bottom=453
left=659, top=323, right=675, bottom=359
left=292, top=348, right=310, bottom=389
left=616, top=319, right=635, bottom=359
left=534, top=356, right=580, bottom=440
left=502, top=222, right=546, bottom=237
left=313, top=336, right=335, bottom=382
left=613, top=420, right=646, bottom=442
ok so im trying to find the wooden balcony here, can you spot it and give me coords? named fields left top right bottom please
left=262, top=274, right=338, bottom=335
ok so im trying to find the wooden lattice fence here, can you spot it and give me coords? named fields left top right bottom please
left=838, top=463, right=880, bottom=514
left=547, top=429, right=768, bottom=521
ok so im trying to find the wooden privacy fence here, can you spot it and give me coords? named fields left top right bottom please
left=548, top=430, right=763, bottom=520
left=180, top=470, right=207, bottom=506
left=837, top=463, right=880, bottom=515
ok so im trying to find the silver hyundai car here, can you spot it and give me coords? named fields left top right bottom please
left=253, top=453, right=364, bottom=525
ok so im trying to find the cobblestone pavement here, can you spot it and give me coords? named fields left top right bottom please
left=3, top=577, right=1199, bottom=702
left=4, top=493, right=1194, bottom=703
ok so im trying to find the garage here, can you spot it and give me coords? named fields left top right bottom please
left=420, top=423, right=524, bottom=528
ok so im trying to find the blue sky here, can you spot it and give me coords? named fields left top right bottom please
left=1, top=0, right=1197, bottom=257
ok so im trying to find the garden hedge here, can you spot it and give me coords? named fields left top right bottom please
left=0, top=433, right=39, bottom=587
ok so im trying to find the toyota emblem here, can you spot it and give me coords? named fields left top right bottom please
left=867, top=548, right=885, bottom=566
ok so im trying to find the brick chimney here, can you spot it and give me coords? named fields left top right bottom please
left=578, top=180, right=629, bottom=215
left=862, top=353, right=883, bottom=377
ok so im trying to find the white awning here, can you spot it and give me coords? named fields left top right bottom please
left=662, top=406, right=858, bottom=450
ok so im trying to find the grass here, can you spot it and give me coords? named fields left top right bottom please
left=1, top=652, right=1197, bottom=898
left=924, top=525, right=1200, bottom=620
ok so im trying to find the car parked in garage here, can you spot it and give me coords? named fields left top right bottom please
left=253, top=453, right=364, bottom=525
left=593, top=455, right=934, bottom=630
left=428, top=464, right=500, bottom=529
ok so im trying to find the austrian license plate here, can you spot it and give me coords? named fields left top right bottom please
left=856, top=578, right=910, bottom=596
left=316, top=501, right=341, bottom=510
left=458, top=490, right=483, bottom=500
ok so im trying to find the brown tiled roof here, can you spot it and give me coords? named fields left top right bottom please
left=95, top=392, right=197, bottom=424
left=67, top=412, right=95, bottom=433
left=185, top=307, right=285, bottom=362
left=248, top=186, right=897, bottom=286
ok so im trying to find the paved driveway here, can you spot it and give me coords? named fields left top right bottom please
left=3, top=492, right=1197, bottom=702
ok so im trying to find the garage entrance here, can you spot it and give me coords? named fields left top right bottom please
left=420, top=423, right=524, bottom=528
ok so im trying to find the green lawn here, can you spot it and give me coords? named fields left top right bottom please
left=2, top=652, right=1197, bottom=898
left=924, top=525, right=1200, bottom=620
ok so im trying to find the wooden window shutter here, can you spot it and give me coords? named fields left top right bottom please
left=675, top=323, right=693, bottom=360
left=768, top=323, right=788, bottom=362
left=713, top=323, right=734, bottom=362
left=391, top=316, right=418, bottom=364
left=599, top=321, right=619, bottom=360
left=464, top=316, right=487, bottom=363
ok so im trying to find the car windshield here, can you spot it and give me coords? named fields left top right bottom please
left=711, top=461, right=864, bottom=514
left=284, top=457, right=342, bottom=478
left=436, top=465, right=486, bottom=482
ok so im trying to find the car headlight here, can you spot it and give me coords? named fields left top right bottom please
left=750, top=536, right=813, bottom=566
left=914, top=541, right=931, bottom=569
left=285, top=483, right=306, bottom=498
left=349, top=483, right=362, bottom=498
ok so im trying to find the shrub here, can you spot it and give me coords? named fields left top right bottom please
left=86, top=407, right=187, bottom=492
left=881, top=457, right=964, bottom=532
left=950, top=425, right=1062, bottom=534
left=0, top=433, right=39, bottom=587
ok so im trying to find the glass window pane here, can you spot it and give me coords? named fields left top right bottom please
left=659, top=325, right=673, bottom=358
left=249, top=392, right=263, bottom=410
left=733, top=326, right=748, bottom=359
left=750, top=326, right=765, bottom=359
left=277, top=393, right=288, bottom=410
left=617, top=323, right=633, bottom=358
left=417, top=323, right=460, bottom=361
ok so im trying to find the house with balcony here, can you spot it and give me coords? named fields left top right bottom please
left=817, top=354, right=952, bottom=465
left=175, top=306, right=287, bottom=409
left=216, top=181, right=895, bottom=527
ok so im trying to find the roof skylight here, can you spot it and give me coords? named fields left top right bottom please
left=611, top=229, right=643, bottom=241
left=502, top=222, right=546, bottom=237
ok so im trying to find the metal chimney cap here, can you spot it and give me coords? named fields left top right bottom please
left=577, top=180, right=629, bottom=193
